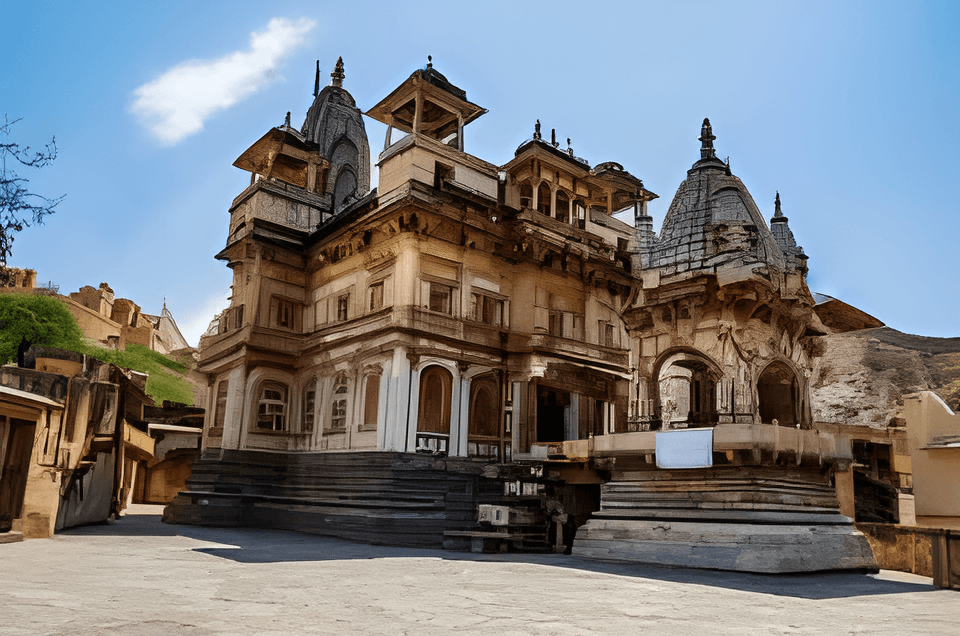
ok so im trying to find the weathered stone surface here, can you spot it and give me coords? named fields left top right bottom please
left=811, top=327, right=960, bottom=429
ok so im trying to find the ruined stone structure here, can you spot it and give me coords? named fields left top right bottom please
left=167, top=60, right=879, bottom=572
left=0, top=348, right=156, bottom=539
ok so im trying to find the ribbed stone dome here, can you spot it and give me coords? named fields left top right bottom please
left=300, top=58, right=371, bottom=212
left=648, top=119, right=787, bottom=283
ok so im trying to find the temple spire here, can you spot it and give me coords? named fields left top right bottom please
left=330, top=56, right=344, bottom=88
left=313, top=60, right=320, bottom=97
left=699, top=118, right=717, bottom=160
left=774, top=191, right=783, bottom=217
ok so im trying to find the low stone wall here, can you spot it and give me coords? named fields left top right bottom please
left=857, top=523, right=960, bottom=589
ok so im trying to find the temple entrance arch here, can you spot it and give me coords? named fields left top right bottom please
left=655, top=350, right=720, bottom=428
left=757, top=361, right=799, bottom=426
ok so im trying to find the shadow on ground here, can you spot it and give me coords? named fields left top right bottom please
left=61, top=505, right=935, bottom=601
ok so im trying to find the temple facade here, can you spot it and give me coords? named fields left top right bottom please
left=167, top=59, right=876, bottom=572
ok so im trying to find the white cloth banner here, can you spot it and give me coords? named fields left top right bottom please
left=655, top=428, right=714, bottom=469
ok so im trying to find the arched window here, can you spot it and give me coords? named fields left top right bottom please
left=468, top=376, right=501, bottom=459
left=470, top=377, right=499, bottom=438
left=302, top=380, right=316, bottom=433
left=333, top=168, right=357, bottom=210
left=329, top=374, right=349, bottom=431
left=555, top=190, right=569, bottom=223
left=537, top=183, right=551, bottom=215
left=519, top=181, right=533, bottom=209
left=213, top=379, right=229, bottom=430
left=256, top=382, right=288, bottom=431
left=361, top=372, right=381, bottom=430
left=757, top=362, right=799, bottom=426
left=418, top=367, right=452, bottom=435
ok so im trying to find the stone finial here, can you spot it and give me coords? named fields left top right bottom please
left=551, top=128, right=558, bottom=147
left=534, top=119, right=542, bottom=140
left=285, top=111, right=291, bottom=128
left=314, top=60, right=320, bottom=97
left=331, top=56, right=344, bottom=87
left=427, top=55, right=433, bottom=69
left=774, top=191, right=783, bottom=217
left=567, top=138, right=573, bottom=156
left=699, top=118, right=717, bottom=159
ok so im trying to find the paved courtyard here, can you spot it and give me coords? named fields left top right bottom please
left=1, top=505, right=958, bottom=635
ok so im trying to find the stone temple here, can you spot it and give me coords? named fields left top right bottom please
left=165, top=58, right=878, bottom=572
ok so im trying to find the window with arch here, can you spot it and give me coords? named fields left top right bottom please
left=256, top=382, right=288, bottom=431
left=361, top=372, right=381, bottom=430
left=333, top=168, right=358, bottom=210
left=537, top=183, right=551, bottom=215
left=213, top=379, right=229, bottom=430
left=519, top=181, right=533, bottom=209
left=468, top=375, right=502, bottom=459
left=555, top=190, right=569, bottom=223
left=328, top=374, right=349, bottom=431
left=418, top=366, right=452, bottom=436
left=302, top=381, right=317, bottom=433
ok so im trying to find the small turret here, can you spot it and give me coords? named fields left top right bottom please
left=769, top=192, right=808, bottom=273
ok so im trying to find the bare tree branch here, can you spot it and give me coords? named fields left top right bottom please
left=0, top=115, right=65, bottom=265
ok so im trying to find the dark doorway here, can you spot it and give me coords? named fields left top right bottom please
left=0, top=418, right=37, bottom=532
left=757, top=362, right=798, bottom=426
left=537, top=387, right=570, bottom=443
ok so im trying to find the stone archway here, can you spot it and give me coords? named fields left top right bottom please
left=757, top=361, right=799, bottom=426
left=655, top=351, right=721, bottom=428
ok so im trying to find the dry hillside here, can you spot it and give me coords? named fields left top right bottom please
left=810, top=327, right=960, bottom=429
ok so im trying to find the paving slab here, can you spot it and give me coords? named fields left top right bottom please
left=0, top=504, right=957, bottom=635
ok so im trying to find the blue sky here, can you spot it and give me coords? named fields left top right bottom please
left=3, top=1, right=958, bottom=343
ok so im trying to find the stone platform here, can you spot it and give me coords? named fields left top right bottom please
left=573, top=466, right=878, bottom=573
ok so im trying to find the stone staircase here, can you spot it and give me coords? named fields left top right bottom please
left=164, top=450, right=514, bottom=548
left=573, top=466, right=878, bottom=573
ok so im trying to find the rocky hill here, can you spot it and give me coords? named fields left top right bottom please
left=810, top=327, right=960, bottom=429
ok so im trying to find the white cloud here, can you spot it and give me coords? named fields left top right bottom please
left=131, top=17, right=316, bottom=145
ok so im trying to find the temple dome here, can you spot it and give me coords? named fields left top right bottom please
left=300, top=57, right=371, bottom=212
left=647, top=119, right=788, bottom=286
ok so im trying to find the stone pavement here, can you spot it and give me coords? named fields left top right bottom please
left=1, top=505, right=958, bottom=636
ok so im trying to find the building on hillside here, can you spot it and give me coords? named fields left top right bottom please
left=167, top=59, right=880, bottom=572
left=0, top=272, right=190, bottom=355
left=66, top=283, right=190, bottom=354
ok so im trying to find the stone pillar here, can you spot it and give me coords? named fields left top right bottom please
left=383, top=347, right=412, bottom=452
left=453, top=374, right=470, bottom=457
left=835, top=466, right=856, bottom=519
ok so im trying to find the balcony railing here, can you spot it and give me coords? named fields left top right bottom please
left=415, top=431, right=448, bottom=455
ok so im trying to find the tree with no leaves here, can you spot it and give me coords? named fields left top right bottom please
left=0, top=115, right=64, bottom=266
